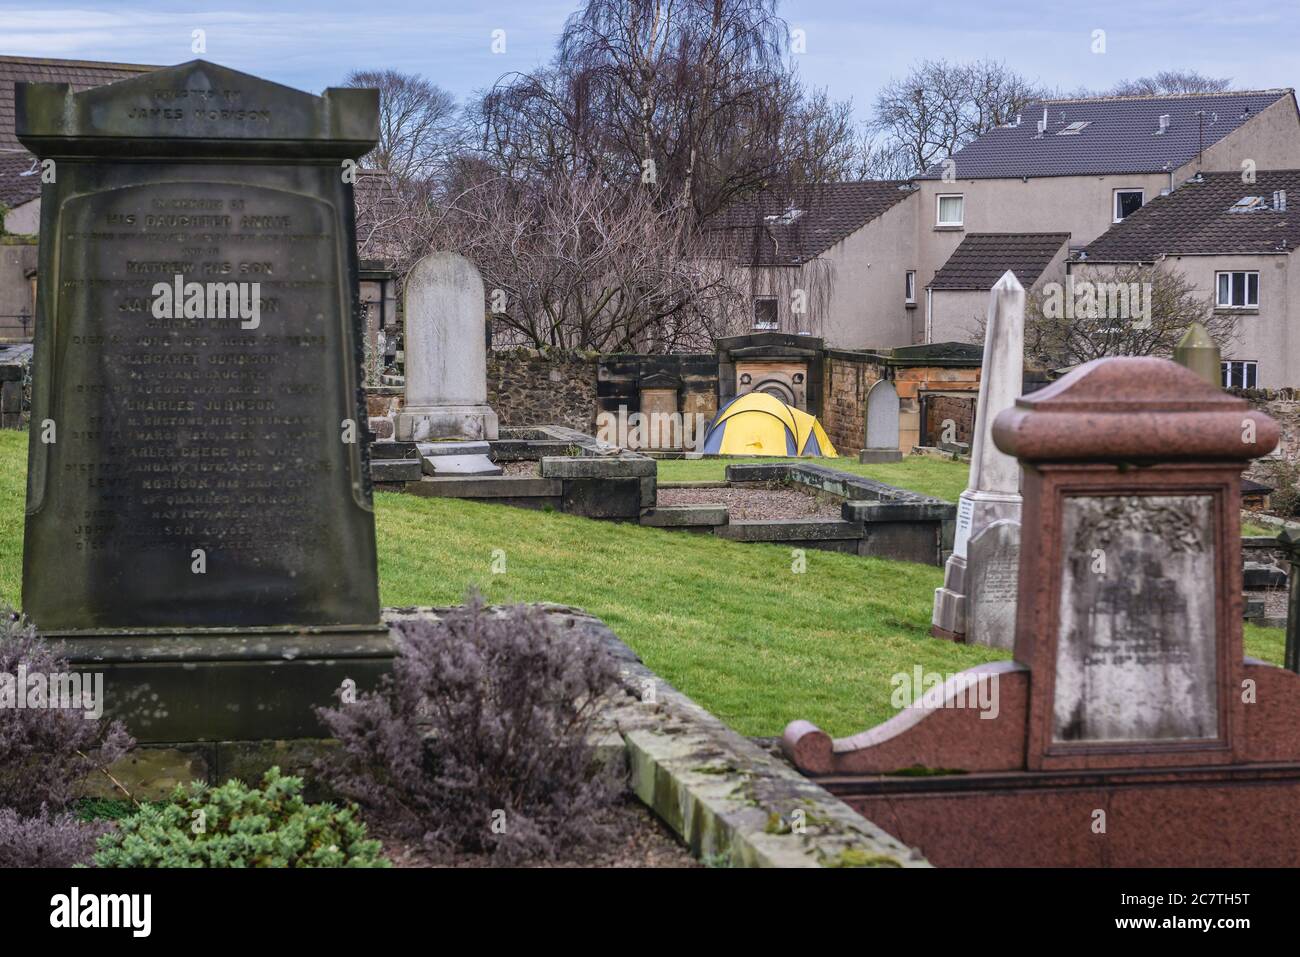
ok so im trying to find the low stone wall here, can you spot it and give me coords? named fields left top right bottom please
left=821, top=351, right=886, bottom=454
left=1237, top=389, right=1300, bottom=493
left=374, top=440, right=656, bottom=521
left=487, top=349, right=599, bottom=432
left=726, top=462, right=956, bottom=566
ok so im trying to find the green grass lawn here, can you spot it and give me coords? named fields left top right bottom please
left=0, top=429, right=1286, bottom=738
left=658, top=454, right=970, bottom=502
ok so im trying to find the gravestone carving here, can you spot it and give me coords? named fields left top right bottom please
left=17, top=60, right=388, bottom=742
left=965, top=519, right=1019, bottom=651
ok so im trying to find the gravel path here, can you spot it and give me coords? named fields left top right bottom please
left=1246, top=587, right=1288, bottom=619
left=657, top=484, right=842, bottom=521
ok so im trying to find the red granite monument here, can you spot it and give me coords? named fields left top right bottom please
left=783, top=356, right=1300, bottom=866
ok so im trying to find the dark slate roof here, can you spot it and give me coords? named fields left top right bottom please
left=1082, top=170, right=1300, bottom=261
left=929, top=232, right=1070, bottom=290
left=705, top=181, right=915, bottom=265
left=0, top=55, right=158, bottom=150
left=919, top=90, right=1294, bottom=180
left=888, top=341, right=983, bottom=365
left=0, top=150, right=39, bottom=207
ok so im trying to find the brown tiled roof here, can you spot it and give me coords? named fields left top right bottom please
left=929, top=232, right=1070, bottom=290
left=0, top=55, right=159, bottom=150
left=0, top=150, right=39, bottom=207
left=705, top=181, right=916, bottom=265
left=1083, top=170, right=1300, bottom=261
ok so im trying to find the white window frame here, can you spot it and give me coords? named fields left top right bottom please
left=1215, top=271, right=1260, bottom=309
left=1113, top=188, right=1144, bottom=223
left=936, top=193, right=964, bottom=227
left=1221, top=360, right=1258, bottom=389
left=905, top=271, right=916, bottom=304
left=752, top=296, right=779, bottom=330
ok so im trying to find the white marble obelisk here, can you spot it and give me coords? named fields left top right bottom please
left=931, top=271, right=1024, bottom=646
left=395, top=252, right=499, bottom=443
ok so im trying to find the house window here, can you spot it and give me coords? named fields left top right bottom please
left=1216, top=271, right=1259, bottom=308
left=905, top=271, right=916, bottom=304
left=752, top=297, right=778, bottom=330
left=1114, top=189, right=1144, bottom=222
left=1222, top=361, right=1258, bottom=389
left=936, top=194, right=963, bottom=227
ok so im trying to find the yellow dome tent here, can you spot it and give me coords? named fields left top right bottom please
left=700, top=392, right=838, bottom=457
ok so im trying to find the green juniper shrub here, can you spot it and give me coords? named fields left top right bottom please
left=0, top=608, right=132, bottom=867
left=92, top=767, right=388, bottom=868
left=315, top=591, right=621, bottom=864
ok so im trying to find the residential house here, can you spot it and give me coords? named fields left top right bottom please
left=715, top=90, right=1300, bottom=356
left=1078, top=169, right=1300, bottom=388
left=926, top=232, right=1070, bottom=342
left=705, top=180, right=919, bottom=349
left=0, top=56, right=158, bottom=340
left=913, top=90, right=1300, bottom=343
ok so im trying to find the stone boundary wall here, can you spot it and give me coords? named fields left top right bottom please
left=1236, top=388, right=1300, bottom=480
left=821, top=351, right=887, bottom=454
left=487, top=349, right=599, bottom=433
left=596, top=353, right=717, bottom=426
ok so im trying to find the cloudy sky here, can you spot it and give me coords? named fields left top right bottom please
left=1, top=0, right=1294, bottom=114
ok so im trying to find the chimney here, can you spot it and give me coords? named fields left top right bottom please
left=1157, top=114, right=1171, bottom=134
left=1275, top=189, right=1288, bottom=212
left=1036, top=107, right=1048, bottom=136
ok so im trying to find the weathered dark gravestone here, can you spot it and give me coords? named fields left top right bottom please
left=17, top=61, right=387, bottom=742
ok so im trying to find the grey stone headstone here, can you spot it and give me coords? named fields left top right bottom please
left=865, top=378, right=899, bottom=450
left=966, top=519, right=1020, bottom=649
left=395, top=252, right=498, bottom=441
left=1052, top=494, right=1218, bottom=743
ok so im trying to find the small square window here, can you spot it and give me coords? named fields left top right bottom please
left=1114, top=189, right=1144, bottom=222
left=752, top=297, right=778, bottom=330
left=1216, top=271, right=1259, bottom=308
left=936, top=194, right=963, bottom=227
left=905, top=271, right=916, bottom=304
left=1221, top=360, right=1258, bottom=389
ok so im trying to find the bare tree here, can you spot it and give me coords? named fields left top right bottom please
left=388, top=169, right=746, bottom=352
left=1109, top=70, right=1233, bottom=96
left=476, top=0, right=857, bottom=225
left=1007, top=263, right=1239, bottom=369
left=869, top=59, right=1046, bottom=176
left=343, top=69, right=460, bottom=180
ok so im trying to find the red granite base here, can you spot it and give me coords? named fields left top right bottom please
left=928, top=624, right=965, bottom=642
left=824, top=764, right=1300, bottom=867
left=784, top=659, right=1300, bottom=866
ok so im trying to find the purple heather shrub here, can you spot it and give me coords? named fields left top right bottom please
left=0, top=608, right=133, bottom=817
left=316, top=592, right=621, bottom=863
left=0, top=807, right=109, bottom=868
